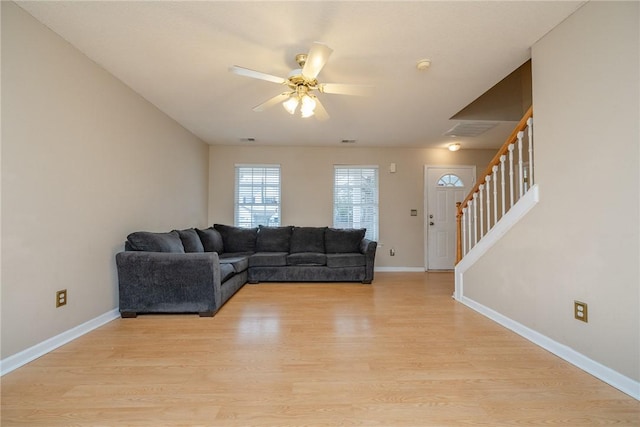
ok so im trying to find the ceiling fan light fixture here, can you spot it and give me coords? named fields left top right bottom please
left=300, top=108, right=315, bottom=118
left=300, top=94, right=316, bottom=118
left=231, top=42, right=369, bottom=121
left=448, top=143, right=461, bottom=152
left=283, top=95, right=299, bottom=115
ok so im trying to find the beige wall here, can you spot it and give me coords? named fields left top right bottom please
left=1, top=3, right=209, bottom=358
left=209, top=145, right=494, bottom=268
left=462, top=2, right=639, bottom=381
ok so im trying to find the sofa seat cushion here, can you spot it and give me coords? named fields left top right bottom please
left=326, top=253, right=366, bottom=268
left=127, top=231, right=185, bottom=253
left=220, top=263, right=236, bottom=283
left=325, top=228, right=366, bottom=253
left=249, top=252, right=288, bottom=267
left=219, top=254, right=250, bottom=273
left=256, top=226, right=293, bottom=252
left=287, top=252, right=327, bottom=266
left=290, top=227, right=327, bottom=253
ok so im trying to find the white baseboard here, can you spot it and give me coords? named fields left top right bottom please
left=375, top=267, right=426, bottom=272
left=0, top=308, right=120, bottom=376
left=456, top=295, right=640, bottom=400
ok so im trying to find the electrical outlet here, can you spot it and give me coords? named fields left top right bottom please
left=574, top=300, right=587, bottom=322
left=56, top=289, right=67, bottom=308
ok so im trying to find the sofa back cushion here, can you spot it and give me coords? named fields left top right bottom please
left=196, top=227, right=224, bottom=253
left=175, top=228, right=205, bottom=253
left=127, top=231, right=185, bottom=253
left=256, top=225, right=293, bottom=252
left=289, top=226, right=327, bottom=253
left=325, top=228, right=366, bottom=253
left=214, top=224, right=258, bottom=253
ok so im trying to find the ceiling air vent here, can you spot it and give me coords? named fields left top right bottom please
left=444, top=122, right=498, bottom=137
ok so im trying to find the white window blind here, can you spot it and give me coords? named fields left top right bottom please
left=235, top=165, right=280, bottom=228
left=333, top=166, right=379, bottom=240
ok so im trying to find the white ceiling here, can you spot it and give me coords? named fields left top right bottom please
left=17, top=1, right=584, bottom=149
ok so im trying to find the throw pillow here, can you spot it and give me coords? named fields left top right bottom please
left=214, top=224, right=258, bottom=253
left=127, top=231, right=185, bottom=253
left=256, top=225, right=293, bottom=252
left=289, top=226, right=327, bottom=253
left=325, top=228, right=366, bottom=253
left=196, top=227, right=224, bottom=253
left=175, top=228, right=205, bottom=253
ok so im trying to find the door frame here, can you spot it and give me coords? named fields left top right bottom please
left=423, top=165, right=476, bottom=270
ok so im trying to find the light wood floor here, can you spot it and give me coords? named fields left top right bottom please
left=2, top=272, right=638, bottom=426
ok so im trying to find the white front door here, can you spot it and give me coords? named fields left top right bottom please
left=425, top=166, right=475, bottom=270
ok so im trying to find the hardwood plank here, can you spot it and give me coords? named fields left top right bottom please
left=2, top=272, right=638, bottom=426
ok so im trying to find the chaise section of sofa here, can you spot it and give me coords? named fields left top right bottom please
left=116, top=229, right=246, bottom=318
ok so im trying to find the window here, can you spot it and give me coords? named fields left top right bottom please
left=437, top=173, right=464, bottom=187
left=333, top=166, right=378, bottom=240
left=235, top=165, right=280, bottom=228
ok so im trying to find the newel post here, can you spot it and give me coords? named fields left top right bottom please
left=455, top=202, right=462, bottom=264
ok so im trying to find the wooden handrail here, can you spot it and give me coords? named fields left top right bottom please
left=455, top=106, right=533, bottom=264
left=455, top=202, right=463, bottom=263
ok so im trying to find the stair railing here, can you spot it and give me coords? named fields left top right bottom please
left=456, top=106, right=534, bottom=264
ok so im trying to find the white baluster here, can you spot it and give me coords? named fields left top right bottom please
left=517, top=130, right=524, bottom=199
left=500, top=155, right=506, bottom=217
left=478, top=185, right=484, bottom=238
left=508, top=144, right=515, bottom=208
left=527, top=117, right=534, bottom=187
left=492, top=165, right=499, bottom=225
left=462, top=207, right=467, bottom=256
left=467, top=202, right=473, bottom=251
left=472, top=193, right=478, bottom=246
left=485, top=175, right=491, bottom=231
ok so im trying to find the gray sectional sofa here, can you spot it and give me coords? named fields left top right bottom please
left=116, top=224, right=377, bottom=318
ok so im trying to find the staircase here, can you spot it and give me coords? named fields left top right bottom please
left=454, top=106, right=538, bottom=298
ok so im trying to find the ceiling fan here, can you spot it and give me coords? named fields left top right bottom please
left=229, top=42, right=372, bottom=121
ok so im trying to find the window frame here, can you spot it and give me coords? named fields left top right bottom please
left=234, top=164, right=281, bottom=228
left=333, top=165, right=379, bottom=240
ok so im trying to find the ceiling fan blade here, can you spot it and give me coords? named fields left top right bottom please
left=229, top=65, right=287, bottom=85
left=302, top=42, right=333, bottom=80
left=252, top=92, right=292, bottom=112
left=312, top=96, right=330, bottom=121
left=319, top=83, right=374, bottom=97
